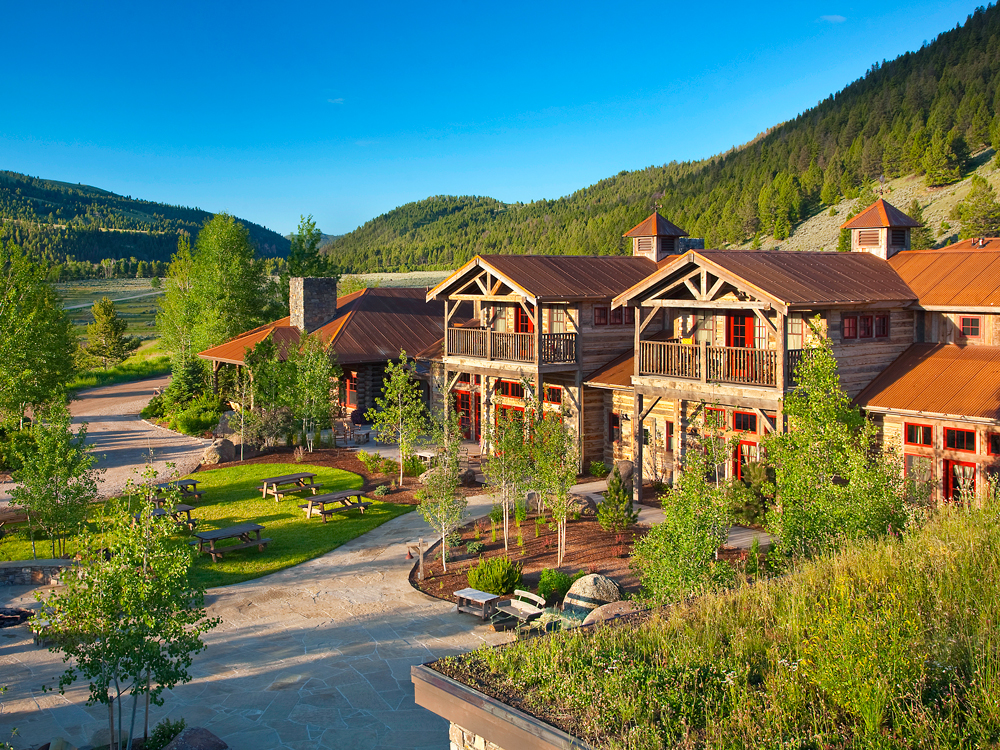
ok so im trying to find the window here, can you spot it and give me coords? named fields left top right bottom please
left=904, top=423, right=932, bottom=447
left=344, top=371, right=357, bottom=408
left=624, top=307, right=635, bottom=325
left=875, top=313, right=889, bottom=338
left=643, top=427, right=651, bottom=446
left=609, top=413, right=621, bottom=444
left=890, top=228, right=907, bottom=246
left=961, top=316, right=981, bottom=338
left=988, top=433, right=1000, bottom=456
left=514, top=306, right=534, bottom=333
left=733, top=411, right=757, bottom=433
left=666, top=421, right=674, bottom=452
left=704, top=407, right=726, bottom=430
left=733, top=441, right=759, bottom=481
left=543, top=385, right=562, bottom=404
left=859, top=315, right=874, bottom=339
left=945, top=428, right=976, bottom=453
left=593, top=306, right=609, bottom=326
left=858, top=229, right=880, bottom=246
left=945, top=459, right=977, bottom=503
left=842, top=314, right=858, bottom=340
left=549, top=307, right=566, bottom=333
left=610, top=307, right=623, bottom=325
left=787, top=313, right=803, bottom=350
left=498, top=380, right=524, bottom=398
left=904, top=454, right=932, bottom=483
left=491, top=305, right=508, bottom=332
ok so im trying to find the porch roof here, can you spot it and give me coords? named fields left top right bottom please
left=584, top=349, right=634, bottom=389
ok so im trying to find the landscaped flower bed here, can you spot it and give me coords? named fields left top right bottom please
left=425, top=508, right=1000, bottom=749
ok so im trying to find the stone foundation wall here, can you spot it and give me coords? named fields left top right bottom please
left=0, top=559, right=72, bottom=586
left=449, top=723, right=507, bottom=750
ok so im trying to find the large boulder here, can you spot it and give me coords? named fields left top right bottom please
left=569, top=494, right=598, bottom=517
left=213, top=411, right=235, bottom=438
left=562, top=574, right=622, bottom=616
left=459, top=468, right=478, bottom=487
left=201, top=438, right=234, bottom=465
left=163, top=728, right=228, bottom=750
left=582, top=600, right=641, bottom=627
left=612, top=460, right=634, bottom=493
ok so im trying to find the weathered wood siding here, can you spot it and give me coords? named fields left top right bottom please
left=828, top=309, right=914, bottom=397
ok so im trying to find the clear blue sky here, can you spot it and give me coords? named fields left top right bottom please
left=0, top=1, right=980, bottom=236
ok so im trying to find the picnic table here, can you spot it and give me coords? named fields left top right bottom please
left=257, top=472, right=323, bottom=501
left=193, top=523, right=271, bottom=563
left=153, top=479, right=203, bottom=503
left=299, top=490, right=372, bottom=522
left=454, top=588, right=502, bottom=620
left=133, top=503, right=198, bottom=530
left=414, top=448, right=439, bottom=467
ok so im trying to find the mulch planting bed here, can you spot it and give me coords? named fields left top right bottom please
left=410, top=511, right=648, bottom=602
left=196, top=446, right=486, bottom=506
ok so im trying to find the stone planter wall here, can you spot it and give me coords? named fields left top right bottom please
left=0, top=559, right=73, bottom=586
left=450, top=723, right=507, bottom=750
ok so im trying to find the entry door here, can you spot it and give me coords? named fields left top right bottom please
left=514, top=306, right=534, bottom=333
left=944, top=459, right=976, bottom=504
left=454, top=391, right=481, bottom=441
left=727, top=313, right=754, bottom=348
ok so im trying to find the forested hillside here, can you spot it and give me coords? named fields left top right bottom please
left=0, top=171, right=290, bottom=265
left=323, top=4, right=1000, bottom=272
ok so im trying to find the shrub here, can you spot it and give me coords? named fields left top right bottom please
left=145, top=718, right=186, bottom=750
left=446, top=531, right=463, bottom=549
left=589, top=460, right=610, bottom=478
left=293, top=446, right=305, bottom=463
left=370, top=484, right=390, bottom=497
left=537, top=568, right=586, bottom=605
left=403, top=455, right=424, bottom=477
left=380, top=458, right=400, bottom=477
left=489, top=504, right=503, bottom=524
left=172, top=393, right=223, bottom=436
left=467, top=555, right=522, bottom=595
left=140, top=392, right=167, bottom=420
left=597, top=466, right=638, bottom=534
left=357, top=450, right=383, bottom=474
left=242, top=406, right=294, bottom=449
left=466, top=541, right=485, bottom=556
left=350, top=408, right=365, bottom=425
left=0, top=428, right=35, bottom=472
left=514, top=499, right=528, bottom=527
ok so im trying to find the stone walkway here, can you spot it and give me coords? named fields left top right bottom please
left=1, top=493, right=509, bottom=750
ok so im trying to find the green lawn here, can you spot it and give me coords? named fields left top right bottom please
left=68, top=351, right=171, bottom=393
left=1, top=463, right=414, bottom=589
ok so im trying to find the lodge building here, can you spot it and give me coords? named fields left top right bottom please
left=200, top=198, right=1000, bottom=505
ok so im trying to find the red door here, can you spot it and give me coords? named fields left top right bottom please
left=944, top=459, right=976, bottom=504
left=727, top=313, right=755, bottom=380
left=514, top=306, right=534, bottom=333
left=454, top=391, right=481, bottom=441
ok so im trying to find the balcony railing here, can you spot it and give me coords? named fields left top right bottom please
left=639, top=341, right=802, bottom=388
left=447, top=328, right=577, bottom=365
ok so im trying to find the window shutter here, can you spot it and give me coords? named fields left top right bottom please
left=890, top=228, right=906, bottom=246
left=858, top=229, right=880, bottom=246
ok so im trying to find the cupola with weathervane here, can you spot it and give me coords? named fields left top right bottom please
left=840, top=198, right=920, bottom=260
left=624, top=211, right=691, bottom=262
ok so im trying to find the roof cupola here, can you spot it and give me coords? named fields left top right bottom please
left=840, top=198, right=920, bottom=260
left=623, top=212, right=691, bottom=262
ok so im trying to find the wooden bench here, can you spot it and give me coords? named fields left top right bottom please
left=266, top=482, right=324, bottom=498
left=495, top=589, right=546, bottom=623
left=315, top=502, right=371, bottom=522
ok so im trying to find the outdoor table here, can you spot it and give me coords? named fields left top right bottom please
left=414, top=449, right=438, bottom=467
left=193, top=522, right=270, bottom=563
left=300, top=490, right=371, bottom=521
left=454, top=588, right=502, bottom=620
left=258, top=472, right=319, bottom=501
left=152, top=479, right=202, bottom=505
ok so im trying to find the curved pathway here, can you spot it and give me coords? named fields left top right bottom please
left=1, top=493, right=507, bottom=750
left=1, top=376, right=209, bottom=503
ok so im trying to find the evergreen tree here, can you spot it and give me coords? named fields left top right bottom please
left=923, top=130, right=965, bottom=186
left=597, top=466, right=639, bottom=534
left=907, top=199, right=935, bottom=250
left=958, top=176, right=1000, bottom=238
left=287, top=214, right=335, bottom=277
left=86, top=297, right=140, bottom=369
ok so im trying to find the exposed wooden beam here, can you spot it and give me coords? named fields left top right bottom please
left=643, top=299, right=771, bottom=310
left=639, top=306, right=660, bottom=333
left=444, top=300, right=461, bottom=326
left=451, top=293, right=526, bottom=303
left=753, top=407, right=776, bottom=434
left=753, top=308, right=777, bottom=336
left=640, top=396, right=661, bottom=421
left=707, top=275, right=726, bottom=300
left=700, top=270, right=708, bottom=299
left=682, top=278, right=700, bottom=299
left=445, top=371, right=463, bottom=393
left=648, top=268, right=703, bottom=300
left=519, top=299, right=536, bottom=326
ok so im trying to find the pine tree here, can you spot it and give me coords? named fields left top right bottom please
left=958, top=176, right=1000, bottom=239
left=597, top=466, right=639, bottom=534
left=86, top=297, right=140, bottom=369
left=907, top=199, right=934, bottom=250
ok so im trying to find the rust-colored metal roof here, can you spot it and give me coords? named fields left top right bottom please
left=889, top=249, right=1000, bottom=308
left=428, top=255, right=657, bottom=303
left=841, top=198, right=920, bottom=229
left=855, top=343, right=1000, bottom=421
left=623, top=212, right=689, bottom=238
left=584, top=349, right=634, bottom=389
left=199, top=287, right=446, bottom=366
left=935, top=237, right=1000, bottom=251
left=616, top=250, right=915, bottom=309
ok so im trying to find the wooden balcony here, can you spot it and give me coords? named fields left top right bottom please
left=447, top=328, right=577, bottom=365
left=638, top=341, right=804, bottom=388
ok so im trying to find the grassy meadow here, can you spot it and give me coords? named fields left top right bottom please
left=55, top=278, right=163, bottom=343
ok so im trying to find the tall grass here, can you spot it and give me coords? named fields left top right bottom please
left=68, top=354, right=171, bottom=393
left=439, top=507, right=1000, bottom=749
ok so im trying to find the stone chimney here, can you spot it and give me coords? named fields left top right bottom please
left=289, top=277, right=339, bottom=333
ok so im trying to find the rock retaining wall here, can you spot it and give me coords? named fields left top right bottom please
left=450, top=723, right=506, bottom=750
left=0, top=559, right=72, bottom=586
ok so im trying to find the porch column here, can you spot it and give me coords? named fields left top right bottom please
left=212, top=360, right=220, bottom=393
left=633, top=391, right=644, bottom=505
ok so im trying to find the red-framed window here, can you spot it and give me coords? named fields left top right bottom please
left=961, top=316, right=981, bottom=338
left=989, top=433, right=1000, bottom=456
left=594, top=306, right=609, bottom=326
left=344, top=371, right=357, bottom=408
left=733, top=441, right=759, bottom=481
left=904, top=454, right=933, bottom=483
left=514, top=306, right=534, bottom=333
left=666, top=421, right=674, bottom=452
left=498, top=380, right=524, bottom=398
left=859, top=315, right=874, bottom=339
left=704, top=407, right=726, bottom=431
left=733, top=411, right=757, bottom=433
left=875, top=313, right=890, bottom=338
left=842, top=315, right=858, bottom=340
left=904, top=423, right=933, bottom=447
left=727, top=312, right=754, bottom=348
left=944, top=459, right=977, bottom=503
left=945, top=428, right=976, bottom=453
left=624, top=307, right=635, bottom=325
left=609, top=413, right=621, bottom=444
left=543, top=385, right=562, bottom=404
left=610, top=307, right=623, bottom=325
